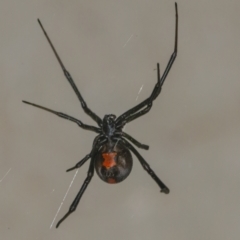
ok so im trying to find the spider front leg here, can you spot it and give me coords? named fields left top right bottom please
left=116, top=3, right=178, bottom=127
left=22, top=101, right=100, bottom=133
left=37, top=19, right=103, bottom=126
left=119, top=138, right=169, bottom=194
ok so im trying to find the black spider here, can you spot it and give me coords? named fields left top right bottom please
left=23, top=3, right=178, bottom=228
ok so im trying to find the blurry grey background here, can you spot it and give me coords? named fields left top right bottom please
left=1, top=0, right=240, bottom=239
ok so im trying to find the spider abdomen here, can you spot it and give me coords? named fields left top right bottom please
left=94, top=142, right=133, bottom=184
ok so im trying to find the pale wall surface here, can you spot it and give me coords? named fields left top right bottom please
left=1, top=0, right=240, bottom=239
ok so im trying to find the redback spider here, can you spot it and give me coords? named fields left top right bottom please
left=23, top=3, right=178, bottom=228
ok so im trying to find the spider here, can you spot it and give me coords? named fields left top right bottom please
left=23, top=2, right=178, bottom=228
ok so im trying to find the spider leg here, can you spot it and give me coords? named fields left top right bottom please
left=116, top=103, right=152, bottom=128
left=116, top=3, right=178, bottom=126
left=37, top=19, right=103, bottom=127
left=116, top=63, right=161, bottom=128
left=115, top=132, right=149, bottom=150
left=118, top=138, right=169, bottom=194
left=56, top=158, right=95, bottom=228
left=66, top=136, right=106, bottom=172
left=56, top=138, right=106, bottom=228
left=66, top=153, right=91, bottom=172
left=22, top=100, right=100, bottom=133
left=160, top=2, right=178, bottom=87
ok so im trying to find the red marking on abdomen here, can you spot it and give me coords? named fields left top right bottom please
left=107, top=178, right=116, bottom=183
left=102, top=152, right=117, bottom=169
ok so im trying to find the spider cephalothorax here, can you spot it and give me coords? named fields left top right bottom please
left=23, top=3, right=178, bottom=228
left=102, top=114, right=117, bottom=136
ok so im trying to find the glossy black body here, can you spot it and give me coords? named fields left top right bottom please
left=94, top=141, right=133, bottom=183
left=23, top=3, right=178, bottom=228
